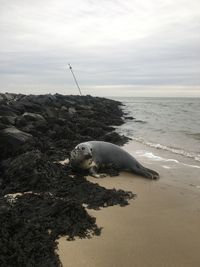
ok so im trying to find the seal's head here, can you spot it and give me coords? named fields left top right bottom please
left=70, top=143, right=93, bottom=169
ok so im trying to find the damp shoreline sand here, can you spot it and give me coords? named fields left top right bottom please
left=58, top=140, right=200, bottom=267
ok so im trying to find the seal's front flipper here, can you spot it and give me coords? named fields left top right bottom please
left=93, top=173, right=107, bottom=178
left=89, top=166, right=106, bottom=178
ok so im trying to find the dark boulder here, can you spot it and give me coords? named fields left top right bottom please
left=0, top=116, right=16, bottom=128
left=0, top=127, right=33, bottom=160
left=22, top=112, right=46, bottom=122
left=0, top=126, right=33, bottom=145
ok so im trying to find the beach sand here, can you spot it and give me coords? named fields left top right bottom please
left=58, top=141, right=200, bottom=267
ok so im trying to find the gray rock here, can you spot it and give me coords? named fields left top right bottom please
left=5, top=93, right=15, bottom=101
left=45, top=107, right=56, bottom=118
left=68, top=107, right=76, bottom=115
left=0, top=126, right=33, bottom=145
left=0, top=94, right=4, bottom=102
left=0, top=116, right=16, bottom=125
left=22, top=112, right=46, bottom=122
left=61, top=106, right=68, bottom=111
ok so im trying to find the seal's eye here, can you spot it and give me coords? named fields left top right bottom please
left=81, top=147, right=85, bottom=150
left=90, top=148, right=93, bottom=152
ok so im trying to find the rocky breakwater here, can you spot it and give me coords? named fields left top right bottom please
left=0, top=93, right=135, bottom=267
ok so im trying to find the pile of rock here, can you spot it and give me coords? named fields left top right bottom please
left=0, top=93, right=128, bottom=161
left=0, top=93, right=134, bottom=267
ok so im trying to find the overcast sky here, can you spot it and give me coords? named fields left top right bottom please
left=0, top=0, right=200, bottom=96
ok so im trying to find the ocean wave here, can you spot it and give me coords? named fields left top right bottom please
left=134, top=120, right=147, bottom=124
left=132, top=137, right=200, bottom=162
left=186, top=132, right=200, bottom=140
left=134, top=151, right=200, bottom=169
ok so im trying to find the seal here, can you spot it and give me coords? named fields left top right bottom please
left=70, top=141, right=159, bottom=179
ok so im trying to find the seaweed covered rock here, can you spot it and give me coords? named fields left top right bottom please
left=0, top=93, right=133, bottom=267
left=0, top=127, right=34, bottom=159
left=0, top=193, right=100, bottom=267
left=0, top=94, right=129, bottom=162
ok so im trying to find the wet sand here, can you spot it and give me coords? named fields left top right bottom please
left=58, top=141, right=200, bottom=267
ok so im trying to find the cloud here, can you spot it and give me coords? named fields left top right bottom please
left=0, top=0, right=200, bottom=96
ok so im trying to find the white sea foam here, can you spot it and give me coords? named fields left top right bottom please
left=135, top=150, right=179, bottom=163
left=162, top=165, right=172, bottom=169
left=132, top=137, right=200, bottom=162
left=134, top=150, right=200, bottom=169
left=182, top=163, right=200, bottom=169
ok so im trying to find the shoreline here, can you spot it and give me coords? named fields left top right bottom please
left=58, top=140, right=200, bottom=267
left=123, top=140, right=200, bottom=193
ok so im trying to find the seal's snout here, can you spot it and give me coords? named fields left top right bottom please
left=85, top=153, right=92, bottom=159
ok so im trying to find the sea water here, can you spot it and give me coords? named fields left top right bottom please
left=112, top=97, right=200, bottom=166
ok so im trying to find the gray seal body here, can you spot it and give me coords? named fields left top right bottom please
left=70, top=141, right=159, bottom=179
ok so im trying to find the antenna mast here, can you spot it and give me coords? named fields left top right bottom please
left=68, top=63, right=82, bottom=96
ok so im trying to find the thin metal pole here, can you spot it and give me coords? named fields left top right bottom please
left=68, top=63, right=82, bottom=96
